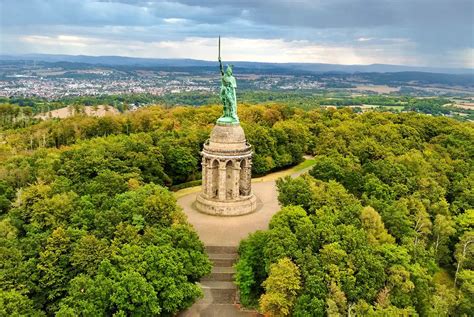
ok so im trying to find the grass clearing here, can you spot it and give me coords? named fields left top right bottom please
left=381, top=105, right=405, bottom=111
left=251, top=158, right=316, bottom=183
left=174, top=185, right=202, bottom=199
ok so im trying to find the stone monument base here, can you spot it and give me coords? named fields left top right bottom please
left=195, top=193, right=257, bottom=216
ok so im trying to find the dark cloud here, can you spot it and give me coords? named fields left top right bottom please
left=1, top=0, right=472, bottom=66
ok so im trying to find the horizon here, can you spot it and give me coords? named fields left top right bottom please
left=1, top=1, right=473, bottom=68
left=3, top=52, right=474, bottom=72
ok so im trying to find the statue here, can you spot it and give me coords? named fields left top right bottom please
left=217, top=36, right=239, bottom=124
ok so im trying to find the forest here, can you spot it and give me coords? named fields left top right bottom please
left=235, top=107, right=473, bottom=316
left=0, top=102, right=473, bottom=316
left=0, top=103, right=311, bottom=315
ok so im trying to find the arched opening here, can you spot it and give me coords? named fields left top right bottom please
left=226, top=160, right=234, bottom=199
left=211, top=159, right=219, bottom=198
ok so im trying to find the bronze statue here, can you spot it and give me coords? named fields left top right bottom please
left=217, top=36, right=239, bottom=124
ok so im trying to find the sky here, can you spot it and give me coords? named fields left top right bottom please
left=1, top=0, right=473, bottom=67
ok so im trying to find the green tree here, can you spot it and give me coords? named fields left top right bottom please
left=235, top=231, right=269, bottom=307
left=70, top=234, right=109, bottom=275
left=454, top=231, right=474, bottom=286
left=162, top=145, right=198, bottom=184
left=37, top=227, right=72, bottom=312
left=432, top=214, right=456, bottom=263
left=0, top=289, right=45, bottom=317
left=276, top=175, right=314, bottom=211
left=259, top=257, right=302, bottom=317
left=360, top=206, right=395, bottom=245
left=456, top=269, right=474, bottom=315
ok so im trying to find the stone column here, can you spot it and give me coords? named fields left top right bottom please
left=218, top=162, right=226, bottom=200
left=232, top=161, right=241, bottom=199
left=206, top=158, right=213, bottom=197
left=239, top=159, right=252, bottom=196
left=201, top=157, right=207, bottom=196
left=246, top=160, right=252, bottom=195
left=239, top=159, right=247, bottom=196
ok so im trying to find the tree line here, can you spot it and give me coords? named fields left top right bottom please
left=2, top=93, right=469, bottom=117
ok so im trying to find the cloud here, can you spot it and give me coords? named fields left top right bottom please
left=163, top=18, right=189, bottom=24
left=0, top=0, right=472, bottom=67
left=13, top=35, right=421, bottom=66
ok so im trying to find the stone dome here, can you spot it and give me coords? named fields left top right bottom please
left=207, top=123, right=248, bottom=151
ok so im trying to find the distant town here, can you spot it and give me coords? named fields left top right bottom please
left=1, top=58, right=473, bottom=100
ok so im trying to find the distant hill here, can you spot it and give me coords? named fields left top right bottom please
left=2, top=53, right=472, bottom=75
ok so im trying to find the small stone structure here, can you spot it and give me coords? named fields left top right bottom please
left=196, top=123, right=257, bottom=216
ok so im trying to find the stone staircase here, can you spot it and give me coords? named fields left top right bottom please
left=179, top=246, right=259, bottom=317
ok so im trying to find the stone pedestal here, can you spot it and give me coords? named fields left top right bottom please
left=196, top=123, right=257, bottom=216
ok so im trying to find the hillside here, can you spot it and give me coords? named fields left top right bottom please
left=2, top=54, right=473, bottom=74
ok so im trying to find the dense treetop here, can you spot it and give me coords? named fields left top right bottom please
left=234, top=106, right=473, bottom=316
left=0, top=101, right=472, bottom=315
left=0, top=102, right=311, bottom=315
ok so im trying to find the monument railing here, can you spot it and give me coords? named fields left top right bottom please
left=202, top=139, right=252, bottom=154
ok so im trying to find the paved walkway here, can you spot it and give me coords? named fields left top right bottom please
left=177, top=179, right=280, bottom=247
left=176, top=161, right=314, bottom=246
left=176, top=163, right=314, bottom=316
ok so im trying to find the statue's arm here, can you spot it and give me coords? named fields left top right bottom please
left=219, top=58, right=224, bottom=76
